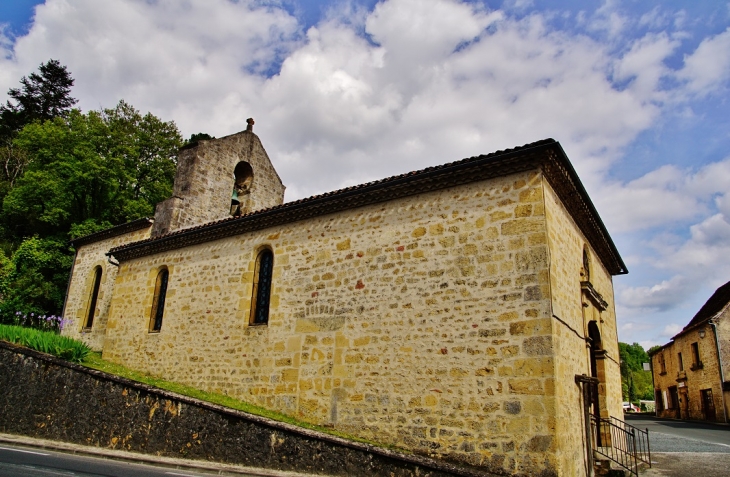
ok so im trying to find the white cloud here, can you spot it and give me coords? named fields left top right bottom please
left=596, top=159, right=730, bottom=234
left=1, top=0, right=301, bottom=134
left=585, top=0, right=629, bottom=39
left=620, top=276, right=692, bottom=311
left=661, top=323, right=682, bottom=337
left=678, top=28, right=730, bottom=96
left=612, top=32, right=678, bottom=100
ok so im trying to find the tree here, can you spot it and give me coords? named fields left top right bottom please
left=0, top=59, right=77, bottom=141
left=2, top=101, right=182, bottom=239
left=619, top=342, right=654, bottom=401
left=0, top=236, right=72, bottom=322
left=0, top=60, right=77, bottom=194
left=0, top=101, right=183, bottom=320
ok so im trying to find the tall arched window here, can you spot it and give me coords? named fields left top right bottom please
left=250, top=249, right=273, bottom=325
left=149, top=268, right=169, bottom=332
left=84, top=266, right=103, bottom=329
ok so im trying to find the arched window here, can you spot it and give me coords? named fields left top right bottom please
left=84, top=266, right=102, bottom=329
left=250, top=249, right=273, bottom=325
left=149, top=268, right=169, bottom=332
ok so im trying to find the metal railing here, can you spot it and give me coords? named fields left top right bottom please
left=591, top=415, right=651, bottom=476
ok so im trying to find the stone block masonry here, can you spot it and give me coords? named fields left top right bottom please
left=0, top=341, right=501, bottom=477
left=63, top=220, right=153, bottom=351
left=62, top=135, right=627, bottom=477
left=102, top=170, right=563, bottom=476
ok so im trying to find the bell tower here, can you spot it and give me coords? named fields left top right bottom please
left=151, top=119, right=285, bottom=237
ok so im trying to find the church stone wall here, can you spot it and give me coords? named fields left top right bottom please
left=103, top=169, right=566, bottom=476
left=542, top=180, right=621, bottom=476
left=62, top=225, right=152, bottom=351
left=151, top=131, right=285, bottom=237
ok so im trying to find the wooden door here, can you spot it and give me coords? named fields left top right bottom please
left=702, top=389, right=716, bottom=421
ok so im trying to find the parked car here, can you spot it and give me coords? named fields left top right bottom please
left=623, top=402, right=640, bottom=412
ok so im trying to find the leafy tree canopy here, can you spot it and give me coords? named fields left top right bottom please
left=2, top=101, right=182, bottom=239
left=619, top=342, right=654, bottom=402
left=0, top=59, right=77, bottom=142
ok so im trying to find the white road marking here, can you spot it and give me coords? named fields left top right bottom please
left=0, top=445, right=50, bottom=456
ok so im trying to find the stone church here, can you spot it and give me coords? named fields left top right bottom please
left=62, top=122, right=627, bottom=476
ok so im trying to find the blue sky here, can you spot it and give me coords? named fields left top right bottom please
left=1, top=0, right=729, bottom=349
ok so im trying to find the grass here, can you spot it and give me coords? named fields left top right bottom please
left=0, top=324, right=91, bottom=363
left=81, top=352, right=392, bottom=448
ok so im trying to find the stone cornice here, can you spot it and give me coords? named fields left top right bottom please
left=109, top=140, right=628, bottom=275
left=581, top=281, right=609, bottom=311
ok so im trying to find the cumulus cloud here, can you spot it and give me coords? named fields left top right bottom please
left=1, top=0, right=301, bottom=134
left=596, top=158, right=730, bottom=234
left=678, top=28, right=730, bottom=96
left=620, top=276, right=692, bottom=311
left=661, top=323, right=683, bottom=337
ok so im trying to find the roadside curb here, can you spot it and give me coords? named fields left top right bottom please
left=0, top=433, right=324, bottom=477
left=624, top=414, right=730, bottom=428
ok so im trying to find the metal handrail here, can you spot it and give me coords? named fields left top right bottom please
left=590, top=415, right=651, bottom=476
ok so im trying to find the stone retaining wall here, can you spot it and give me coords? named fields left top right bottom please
left=0, top=341, right=498, bottom=477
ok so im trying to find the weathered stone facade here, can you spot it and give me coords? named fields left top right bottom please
left=151, top=128, right=285, bottom=238
left=63, top=219, right=153, bottom=351
left=62, top=131, right=626, bottom=476
left=651, top=281, right=730, bottom=423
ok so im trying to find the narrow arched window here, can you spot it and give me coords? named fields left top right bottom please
left=250, top=249, right=273, bottom=325
left=149, top=268, right=169, bottom=332
left=84, top=266, right=102, bottom=329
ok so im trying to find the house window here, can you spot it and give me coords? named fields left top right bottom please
left=678, top=352, right=683, bottom=371
left=149, top=268, right=169, bottom=332
left=691, top=342, right=702, bottom=370
left=659, top=352, right=667, bottom=375
left=250, top=249, right=273, bottom=325
left=84, top=266, right=103, bottom=329
left=667, top=386, right=678, bottom=409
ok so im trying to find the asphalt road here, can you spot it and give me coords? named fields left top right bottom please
left=0, top=443, right=256, bottom=477
left=624, top=414, right=730, bottom=451
left=623, top=414, right=730, bottom=476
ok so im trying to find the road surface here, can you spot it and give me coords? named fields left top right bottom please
left=0, top=441, right=268, bottom=477
left=624, top=414, right=730, bottom=476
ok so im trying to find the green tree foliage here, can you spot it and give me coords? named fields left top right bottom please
left=0, top=236, right=71, bottom=319
left=619, top=342, right=654, bottom=402
left=184, top=132, right=215, bottom=148
left=0, top=60, right=77, bottom=202
left=3, top=101, right=182, bottom=238
left=0, top=59, right=77, bottom=142
left=0, top=94, right=183, bottom=322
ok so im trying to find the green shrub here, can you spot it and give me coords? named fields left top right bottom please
left=0, top=324, right=90, bottom=363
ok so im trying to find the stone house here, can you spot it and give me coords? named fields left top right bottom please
left=650, top=280, right=730, bottom=423
left=62, top=123, right=627, bottom=476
